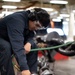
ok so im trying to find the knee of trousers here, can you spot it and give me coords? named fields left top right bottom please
left=0, top=41, right=12, bottom=57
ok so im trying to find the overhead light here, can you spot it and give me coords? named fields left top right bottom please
left=63, top=21, right=68, bottom=25
left=50, top=0, right=68, bottom=4
left=65, top=18, right=69, bottom=21
left=50, top=11, right=58, bottom=16
left=3, top=0, right=21, bottom=2
left=52, top=19, right=61, bottom=22
left=42, top=8, right=53, bottom=11
left=60, top=14, right=70, bottom=17
left=57, top=16, right=63, bottom=19
left=2, top=5, right=17, bottom=9
left=73, top=10, right=75, bottom=13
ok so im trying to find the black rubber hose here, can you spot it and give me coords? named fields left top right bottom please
left=55, top=48, right=75, bottom=56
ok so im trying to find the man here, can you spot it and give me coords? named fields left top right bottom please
left=0, top=8, right=50, bottom=75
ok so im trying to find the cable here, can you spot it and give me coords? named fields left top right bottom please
left=31, top=41, right=75, bottom=51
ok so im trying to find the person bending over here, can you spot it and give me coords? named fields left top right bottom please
left=0, top=8, right=50, bottom=75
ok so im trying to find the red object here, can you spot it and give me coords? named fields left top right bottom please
left=54, top=52, right=69, bottom=60
left=38, top=51, right=69, bottom=61
left=38, top=51, right=43, bottom=57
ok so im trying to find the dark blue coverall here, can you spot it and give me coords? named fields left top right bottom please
left=0, top=11, right=38, bottom=75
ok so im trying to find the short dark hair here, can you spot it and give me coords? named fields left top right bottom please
left=34, top=8, right=50, bottom=27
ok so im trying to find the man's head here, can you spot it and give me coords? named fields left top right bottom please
left=28, top=8, right=50, bottom=30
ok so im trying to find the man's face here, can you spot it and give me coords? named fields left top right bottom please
left=29, top=20, right=42, bottom=31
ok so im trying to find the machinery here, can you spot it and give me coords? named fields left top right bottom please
left=36, top=31, right=75, bottom=75
left=13, top=31, right=75, bottom=75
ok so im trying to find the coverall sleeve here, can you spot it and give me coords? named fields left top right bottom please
left=7, top=17, right=29, bottom=71
left=27, top=31, right=36, bottom=46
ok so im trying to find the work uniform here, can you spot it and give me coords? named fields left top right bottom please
left=0, top=11, right=38, bottom=75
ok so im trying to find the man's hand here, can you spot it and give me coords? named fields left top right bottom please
left=24, top=42, right=31, bottom=54
left=21, top=70, right=31, bottom=75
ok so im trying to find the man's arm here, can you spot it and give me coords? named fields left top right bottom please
left=24, top=31, right=36, bottom=53
left=7, top=17, right=29, bottom=71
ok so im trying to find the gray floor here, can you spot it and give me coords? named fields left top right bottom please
left=53, top=57, right=75, bottom=75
